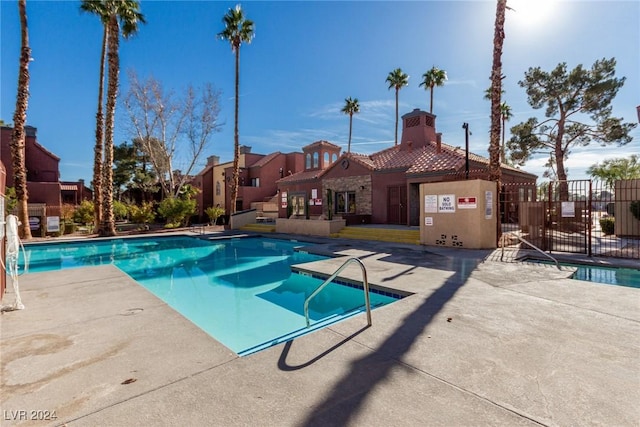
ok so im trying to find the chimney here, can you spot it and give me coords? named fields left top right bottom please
left=207, top=155, right=219, bottom=166
left=25, top=125, right=37, bottom=137
left=239, top=145, right=252, bottom=154
left=436, top=133, right=442, bottom=153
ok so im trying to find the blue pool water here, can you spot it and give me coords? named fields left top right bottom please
left=531, top=260, right=639, bottom=288
left=571, top=264, right=640, bottom=288
left=20, top=236, right=399, bottom=355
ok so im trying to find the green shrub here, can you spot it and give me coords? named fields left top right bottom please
left=599, top=217, right=615, bottom=235
left=73, top=200, right=94, bottom=225
left=4, top=187, right=17, bottom=215
left=630, top=201, right=640, bottom=221
left=205, top=206, right=225, bottom=225
left=158, top=197, right=196, bottom=227
left=130, top=202, right=155, bottom=225
left=64, top=222, right=76, bottom=235
left=113, top=200, right=129, bottom=221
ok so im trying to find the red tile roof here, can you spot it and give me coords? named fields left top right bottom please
left=250, top=151, right=281, bottom=168
left=278, top=137, right=535, bottom=185
left=277, top=169, right=327, bottom=184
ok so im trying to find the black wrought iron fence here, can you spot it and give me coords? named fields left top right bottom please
left=501, top=179, right=639, bottom=260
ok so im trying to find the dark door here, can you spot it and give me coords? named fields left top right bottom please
left=387, top=186, right=407, bottom=225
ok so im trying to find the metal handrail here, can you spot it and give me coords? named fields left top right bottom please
left=303, top=257, right=372, bottom=328
left=501, top=232, right=560, bottom=269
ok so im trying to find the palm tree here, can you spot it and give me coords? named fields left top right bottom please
left=386, top=68, right=408, bottom=146
left=218, top=4, right=254, bottom=214
left=489, top=0, right=508, bottom=244
left=80, top=0, right=108, bottom=232
left=341, top=97, right=360, bottom=153
left=499, top=101, right=513, bottom=164
left=420, top=66, right=447, bottom=114
left=96, top=0, right=145, bottom=236
left=488, top=0, right=507, bottom=184
left=10, top=0, right=32, bottom=240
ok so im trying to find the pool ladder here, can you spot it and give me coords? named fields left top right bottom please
left=303, top=257, right=372, bottom=328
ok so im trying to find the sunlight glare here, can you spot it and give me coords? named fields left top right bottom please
left=509, top=0, right=557, bottom=27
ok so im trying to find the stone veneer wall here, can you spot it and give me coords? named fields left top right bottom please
left=322, top=175, right=372, bottom=217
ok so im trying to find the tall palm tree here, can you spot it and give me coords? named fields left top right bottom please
left=489, top=0, right=508, bottom=244
left=386, top=68, right=408, bottom=146
left=10, top=0, right=32, bottom=240
left=341, top=97, right=360, bottom=153
left=488, top=0, right=507, bottom=183
left=499, top=101, right=513, bottom=164
left=420, top=66, right=447, bottom=114
left=95, top=0, right=144, bottom=236
left=218, top=4, right=254, bottom=214
left=80, top=0, right=108, bottom=232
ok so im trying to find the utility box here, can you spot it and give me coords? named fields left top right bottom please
left=420, top=179, right=497, bottom=249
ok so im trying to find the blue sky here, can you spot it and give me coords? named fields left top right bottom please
left=1, top=0, right=638, bottom=185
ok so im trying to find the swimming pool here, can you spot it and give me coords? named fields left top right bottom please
left=529, top=259, right=639, bottom=288
left=20, top=236, right=400, bottom=355
left=570, top=264, right=640, bottom=288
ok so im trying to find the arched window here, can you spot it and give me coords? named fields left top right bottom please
left=306, top=153, right=311, bottom=169
left=324, top=152, right=329, bottom=165
left=332, top=153, right=338, bottom=163
left=313, top=152, right=319, bottom=168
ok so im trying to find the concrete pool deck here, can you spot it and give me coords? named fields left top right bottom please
left=1, top=232, right=639, bottom=426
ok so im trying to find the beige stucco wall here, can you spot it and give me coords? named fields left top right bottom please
left=276, top=218, right=346, bottom=236
left=212, top=160, right=233, bottom=211
left=420, top=179, right=497, bottom=249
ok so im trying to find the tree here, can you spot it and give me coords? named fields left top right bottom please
left=218, top=4, right=254, bottom=214
left=419, top=66, right=447, bottom=114
left=123, top=72, right=222, bottom=198
left=81, top=0, right=107, bottom=231
left=386, top=68, right=408, bottom=146
left=112, top=141, right=137, bottom=199
left=341, top=97, right=360, bottom=153
left=499, top=102, right=513, bottom=164
left=10, top=0, right=32, bottom=239
left=508, top=58, right=637, bottom=199
left=97, top=0, right=145, bottom=236
left=484, top=86, right=512, bottom=164
left=587, top=155, right=640, bottom=188
left=488, top=0, right=507, bottom=187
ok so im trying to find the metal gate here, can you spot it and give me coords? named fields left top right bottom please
left=501, top=179, right=639, bottom=260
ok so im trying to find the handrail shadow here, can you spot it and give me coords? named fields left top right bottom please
left=277, top=325, right=370, bottom=371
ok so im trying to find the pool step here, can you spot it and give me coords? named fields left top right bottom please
left=333, top=226, right=421, bottom=245
left=239, top=223, right=276, bottom=233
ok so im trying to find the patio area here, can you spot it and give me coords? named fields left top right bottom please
left=1, top=233, right=639, bottom=426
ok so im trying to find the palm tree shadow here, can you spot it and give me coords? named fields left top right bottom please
left=297, top=265, right=474, bottom=427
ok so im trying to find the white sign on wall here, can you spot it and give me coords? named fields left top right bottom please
left=438, top=194, right=456, bottom=213
left=425, top=217, right=433, bottom=226
left=47, top=216, right=60, bottom=232
left=485, top=191, right=493, bottom=219
left=424, top=195, right=437, bottom=213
